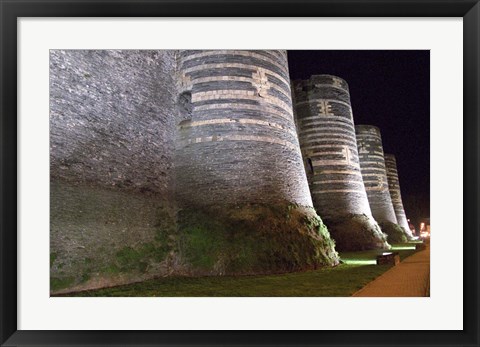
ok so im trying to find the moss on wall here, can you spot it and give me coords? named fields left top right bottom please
left=50, top=181, right=179, bottom=294
left=380, top=222, right=408, bottom=243
left=177, top=203, right=339, bottom=276
left=324, top=214, right=390, bottom=252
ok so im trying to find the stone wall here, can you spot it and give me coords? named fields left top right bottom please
left=292, top=75, right=388, bottom=251
left=175, top=51, right=339, bottom=274
left=355, top=125, right=406, bottom=243
left=50, top=50, right=180, bottom=293
left=49, top=50, right=425, bottom=292
left=175, top=50, right=313, bottom=208
left=384, top=154, right=413, bottom=238
left=355, top=125, right=397, bottom=223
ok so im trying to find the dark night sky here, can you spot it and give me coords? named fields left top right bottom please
left=287, top=50, right=430, bottom=222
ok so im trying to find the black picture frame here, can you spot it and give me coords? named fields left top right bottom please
left=1, top=1, right=478, bottom=346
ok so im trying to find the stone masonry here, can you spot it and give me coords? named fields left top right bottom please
left=384, top=153, right=413, bottom=238
left=355, top=125, right=398, bottom=224
left=50, top=50, right=413, bottom=293
left=50, top=50, right=180, bottom=293
left=355, top=125, right=407, bottom=242
left=175, top=51, right=339, bottom=275
left=292, top=75, right=388, bottom=251
left=50, top=50, right=340, bottom=293
left=175, top=50, right=313, bottom=208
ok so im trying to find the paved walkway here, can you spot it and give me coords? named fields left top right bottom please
left=352, top=245, right=430, bottom=297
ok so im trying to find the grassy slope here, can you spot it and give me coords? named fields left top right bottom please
left=60, top=242, right=420, bottom=297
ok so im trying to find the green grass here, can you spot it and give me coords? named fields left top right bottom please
left=340, top=242, right=418, bottom=265
left=55, top=242, right=420, bottom=297
left=51, top=276, right=75, bottom=292
left=60, top=264, right=389, bottom=297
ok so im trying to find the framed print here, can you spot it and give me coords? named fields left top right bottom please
left=1, top=0, right=479, bottom=346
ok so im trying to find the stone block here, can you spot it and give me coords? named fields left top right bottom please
left=376, top=252, right=400, bottom=265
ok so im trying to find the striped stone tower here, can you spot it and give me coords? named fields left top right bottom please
left=293, top=75, right=389, bottom=251
left=175, top=50, right=339, bottom=274
left=384, top=154, right=413, bottom=238
left=355, top=125, right=407, bottom=243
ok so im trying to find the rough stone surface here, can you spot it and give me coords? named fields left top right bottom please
left=175, top=51, right=339, bottom=273
left=176, top=50, right=313, bottom=208
left=380, top=221, right=408, bottom=243
left=50, top=50, right=177, bottom=194
left=355, top=125, right=398, bottom=225
left=50, top=50, right=340, bottom=292
left=384, top=154, right=413, bottom=238
left=376, top=252, right=400, bottom=266
left=177, top=204, right=340, bottom=275
left=50, top=50, right=180, bottom=293
left=292, top=75, right=388, bottom=251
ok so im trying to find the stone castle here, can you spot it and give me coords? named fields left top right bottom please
left=50, top=50, right=411, bottom=294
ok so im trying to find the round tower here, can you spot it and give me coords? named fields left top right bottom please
left=50, top=50, right=179, bottom=293
left=355, top=125, right=406, bottom=243
left=175, top=50, right=339, bottom=274
left=384, top=154, right=413, bottom=238
left=292, top=75, right=388, bottom=251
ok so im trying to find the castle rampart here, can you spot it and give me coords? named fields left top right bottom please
left=175, top=51, right=339, bottom=274
left=384, top=154, right=413, bottom=238
left=293, top=75, right=388, bottom=251
left=355, top=125, right=406, bottom=242
left=49, top=50, right=180, bottom=293
left=49, top=50, right=418, bottom=293
left=176, top=50, right=313, bottom=208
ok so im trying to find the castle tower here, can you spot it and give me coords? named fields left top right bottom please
left=384, top=154, right=413, bottom=238
left=50, top=50, right=179, bottom=294
left=175, top=50, right=339, bottom=274
left=292, top=75, right=388, bottom=251
left=355, top=125, right=407, bottom=242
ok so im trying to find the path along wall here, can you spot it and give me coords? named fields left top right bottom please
left=292, top=75, right=388, bottom=251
